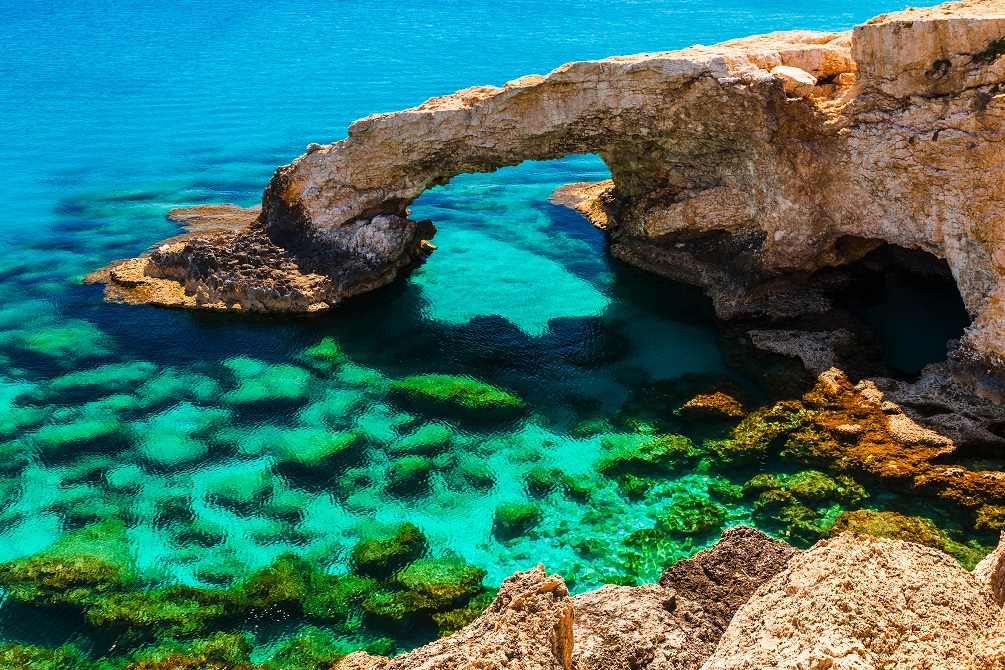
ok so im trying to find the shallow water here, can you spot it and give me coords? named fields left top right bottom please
left=0, top=0, right=978, bottom=664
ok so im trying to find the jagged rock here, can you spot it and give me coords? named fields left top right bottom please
left=974, top=531, right=1005, bottom=606
left=572, top=526, right=796, bottom=670
left=657, top=525, right=798, bottom=641
left=92, top=0, right=1005, bottom=394
left=380, top=564, right=574, bottom=670
left=702, top=533, right=998, bottom=669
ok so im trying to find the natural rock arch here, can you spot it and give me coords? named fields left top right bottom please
left=95, top=0, right=1005, bottom=391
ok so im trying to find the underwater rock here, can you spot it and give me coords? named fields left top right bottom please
left=380, top=565, right=574, bottom=670
left=222, top=356, right=312, bottom=405
left=829, top=509, right=987, bottom=569
left=124, top=632, right=257, bottom=670
left=712, top=367, right=1005, bottom=533
left=655, top=493, right=727, bottom=537
left=390, top=374, right=525, bottom=417
left=350, top=523, right=428, bottom=579
left=296, top=337, right=347, bottom=373
left=237, top=553, right=311, bottom=615
left=674, top=391, right=746, bottom=422
left=703, top=533, right=998, bottom=669
left=385, top=456, right=432, bottom=497
left=0, top=520, right=135, bottom=607
left=594, top=434, right=697, bottom=479
left=302, top=573, right=376, bottom=624
left=742, top=470, right=867, bottom=547
left=493, top=501, right=543, bottom=540
left=98, top=0, right=1005, bottom=394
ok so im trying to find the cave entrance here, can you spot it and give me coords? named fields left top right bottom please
left=832, top=243, right=971, bottom=376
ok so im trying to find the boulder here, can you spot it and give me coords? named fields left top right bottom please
left=702, top=533, right=999, bottom=669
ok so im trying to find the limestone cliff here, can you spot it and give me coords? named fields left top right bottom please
left=93, top=0, right=1005, bottom=388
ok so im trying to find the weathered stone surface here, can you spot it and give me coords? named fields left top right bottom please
left=571, top=526, right=796, bottom=670
left=333, top=651, right=390, bottom=670
left=974, top=531, right=1005, bottom=606
left=657, top=525, right=798, bottom=643
left=702, top=533, right=998, bottom=669
left=95, top=0, right=1005, bottom=394
left=379, top=564, right=573, bottom=670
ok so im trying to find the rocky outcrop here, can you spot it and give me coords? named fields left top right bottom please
left=571, top=525, right=797, bottom=669
left=374, top=564, right=574, bottom=670
left=94, top=0, right=1005, bottom=390
left=703, top=533, right=999, bottom=669
left=335, top=529, right=1005, bottom=670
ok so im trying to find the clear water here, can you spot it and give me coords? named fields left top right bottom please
left=0, top=0, right=961, bottom=663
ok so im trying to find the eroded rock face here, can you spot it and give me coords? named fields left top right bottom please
left=377, top=564, right=574, bottom=670
left=571, top=526, right=797, bottom=670
left=702, top=533, right=999, bottom=669
left=96, top=0, right=1005, bottom=390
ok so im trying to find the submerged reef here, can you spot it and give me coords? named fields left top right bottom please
left=0, top=523, right=493, bottom=669
left=91, top=0, right=1005, bottom=396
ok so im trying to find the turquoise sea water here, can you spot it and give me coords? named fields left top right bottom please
left=0, top=0, right=974, bottom=664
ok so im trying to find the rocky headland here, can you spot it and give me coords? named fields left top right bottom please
left=91, top=0, right=1005, bottom=394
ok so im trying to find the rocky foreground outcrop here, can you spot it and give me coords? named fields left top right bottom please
left=333, top=527, right=1005, bottom=670
left=92, top=0, right=1005, bottom=389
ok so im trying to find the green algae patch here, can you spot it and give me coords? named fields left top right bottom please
left=0, top=643, right=97, bottom=670
left=85, top=587, right=235, bottom=646
left=430, top=590, right=496, bottom=637
left=742, top=470, right=868, bottom=548
left=47, top=361, right=159, bottom=395
left=302, top=573, right=376, bottom=624
left=222, top=357, right=312, bottom=405
left=350, top=523, right=428, bottom=579
left=829, top=509, right=988, bottom=569
left=264, top=625, right=353, bottom=670
left=389, top=423, right=454, bottom=456
left=297, top=337, right=347, bottom=374
left=15, top=320, right=112, bottom=363
left=0, top=520, right=135, bottom=607
left=237, top=553, right=311, bottom=615
left=386, top=456, right=432, bottom=497
left=493, top=501, right=542, bottom=540
left=127, top=632, right=256, bottom=670
left=393, top=557, right=486, bottom=611
left=362, top=556, right=488, bottom=632
left=594, top=433, right=698, bottom=478
left=390, top=374, right=525, bottom=417
left=655, top=493, right=726, bottom=536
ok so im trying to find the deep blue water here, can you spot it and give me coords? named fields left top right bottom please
left=0, top=0, right=965, bottom=661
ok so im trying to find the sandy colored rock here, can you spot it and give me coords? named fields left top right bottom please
left=971, top=609, right=1005, bottom=669
left=702, top=533, right=998, bottom=669
left=382, top=564, right=573, bottom=670
left=333, top=651, right=390, bottom=670
left=974, top=531, right=1005, bottom=606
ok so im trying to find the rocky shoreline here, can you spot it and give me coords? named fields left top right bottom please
left=90, top=0, right=1005, bottom=396
left=332, top=526, right=1005, bottom=669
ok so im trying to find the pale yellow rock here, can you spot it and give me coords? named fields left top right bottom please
left=701, top=533, right=998, bottom=669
